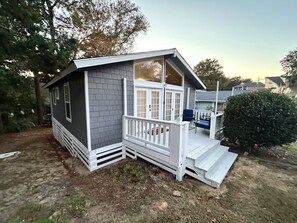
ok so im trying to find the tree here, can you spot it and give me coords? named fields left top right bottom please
left=61, top=0, right=149, bottom=57
left=225, top=76, right=252, bottom=89
left=224, top=91, right=297, bottom=150
left=0, top=0, right=77, bottom=125
left=1, top=0, right=148, bottom=126
left=193, top=59, right=254, bottom=90
left=281, top=48, right=297, bottom=87
left=193, top=59, right=229, bottom=90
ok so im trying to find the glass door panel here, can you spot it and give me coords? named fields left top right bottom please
left=174, top=92, right=181, bottom=120
left=136, top=90, right=147, bottom=118
left=165, top=91, right=173, bottom=120
left=150, top=90, right=160, bottom=119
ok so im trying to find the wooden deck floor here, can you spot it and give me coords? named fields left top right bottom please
left=186, top=127, right=215, bottom=156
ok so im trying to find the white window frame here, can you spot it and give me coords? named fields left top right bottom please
left=52, top=88, right=57, bottom=105
left=133, top=57, right=164, bottom=83
left=55, top=87, right=59, bottom=100
left=64, top=82, right=72, bottom=123
left=165, top=60, right=184, bottom=88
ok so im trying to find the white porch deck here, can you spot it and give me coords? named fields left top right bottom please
left=122, top=115, right=238, bottom=188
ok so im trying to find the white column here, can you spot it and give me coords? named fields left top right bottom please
left=123, top=78, right=127, bottom=116
left=186, top=87, right=190, bottom=109
left=84, top=70, right=91, bottom=151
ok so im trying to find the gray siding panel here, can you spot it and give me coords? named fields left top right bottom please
left=88, top=61, right=134, bottom=150
left=184, top=78, right=196, bottom=110
left=50, top=72, right=87, bottom=147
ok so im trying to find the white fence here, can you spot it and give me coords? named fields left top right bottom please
left=122, top=115, right=189, bottom=180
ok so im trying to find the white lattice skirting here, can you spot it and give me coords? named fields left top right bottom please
left=52, top=118, right=181, bottom=177
left=52, top=118, right=125, bottom=171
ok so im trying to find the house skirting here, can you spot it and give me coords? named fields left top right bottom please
left=52, top=118, right=181, bottom=177
left=52, top=118, right=125, bottom=171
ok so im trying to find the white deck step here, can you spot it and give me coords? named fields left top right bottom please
left=205, top=152, right=238, bottom=188
left=187, top=140, right=220, bottom=160
left=195, top=145, right=229, bottom=172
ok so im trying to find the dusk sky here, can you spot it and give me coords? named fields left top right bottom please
left=133, top=0, right=297, bottom=81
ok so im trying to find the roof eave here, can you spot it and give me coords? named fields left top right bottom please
left=174, top=49, right=206, bottom=90
left=43, top=62, right=77, bottom=88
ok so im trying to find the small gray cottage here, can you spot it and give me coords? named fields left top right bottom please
left=45, top=48, right=237, bottom=188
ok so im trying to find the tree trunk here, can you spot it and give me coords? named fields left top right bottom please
left=34, top=74, right=43, bottom=125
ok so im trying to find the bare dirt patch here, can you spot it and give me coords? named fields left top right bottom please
left=1, top=127, right=297, bottom=223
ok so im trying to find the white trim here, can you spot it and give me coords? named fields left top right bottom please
left=165, top=84, right=183, bottom=92
left=44, top=48, right=205, bottom=90
left=174, top=49, right=206, bottom=90
left=52, top=88, right=57, bottom=105
left=123, top=78, right=127, bottom=116
left=84, top=71, right=91, bottom=151
left=165, top=60, right=184, bottom=88
left=49, top=92, right=53, bottom=117
left=134, top=80, right=163, bottom=89
left=186, top=88, right=190, bottom=109
left=63, top=82, right=72, bottom=123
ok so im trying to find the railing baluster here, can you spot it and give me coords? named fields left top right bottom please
left=158, top=124, right=162, bottom=145
left=149, top=123, right=152, bottom=141
left=137, top=120, right=140, bottom=137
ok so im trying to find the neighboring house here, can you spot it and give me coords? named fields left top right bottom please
left=233, top=82, right=265, bottom=91
left=195, top=90, right=253, bottom=111
left=44, top=48, right=238, bottom=188
left=265, top=76, right=286, bottom=93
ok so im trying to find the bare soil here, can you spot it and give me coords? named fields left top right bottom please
left=0, top=127, right=297, bottom=223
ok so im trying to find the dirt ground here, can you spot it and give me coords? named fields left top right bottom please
left=1, top=127, right=297, bottom=223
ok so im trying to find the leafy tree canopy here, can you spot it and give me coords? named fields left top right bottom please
left=281, top=48, right=297, bottom=87
left=0, top=0, right=149, bottom=125
left=193, top=59, right=252, bottom=90
left=59, top=0, right=149, bottom=57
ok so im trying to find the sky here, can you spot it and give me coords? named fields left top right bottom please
left=132, top=0, right=297, bottom=81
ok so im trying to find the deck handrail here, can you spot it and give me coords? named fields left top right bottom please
left=209, top=113, right=224, bottom=139
left=122, top=115, right=189, bottom=181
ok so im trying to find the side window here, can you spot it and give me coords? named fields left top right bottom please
left=52, top=88, right=57, bottom=105
left=56, top=87, right=59, bottom=100
left=64, top=82, right=72, bottom=122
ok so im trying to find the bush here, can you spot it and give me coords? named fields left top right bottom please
left=224, top=91, right=297, bottom=150
left=3, top=118, right=35, bottom=133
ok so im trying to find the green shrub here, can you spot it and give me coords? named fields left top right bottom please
left=224, top=91, right=297, bottom=150
left=3, top=118, right=35, bottom=132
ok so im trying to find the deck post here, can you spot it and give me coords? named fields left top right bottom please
left=209, top=115, right=216, bottom=139
left=169, top=117, right=187, bottom=181
left=122, top=116, right=127, bottom=159
left=123, top=78, right=127, bottom=116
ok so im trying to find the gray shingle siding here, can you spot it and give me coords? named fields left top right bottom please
left=184, top=78, right=196, bottom=109
left=50, top=72, right=87, bottom=147
left=88, top=61, right=134, bottom=150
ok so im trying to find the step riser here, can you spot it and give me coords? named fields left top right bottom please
left=192, top=142, right=220, bottom=162
left=206, top=151, right=229, bottom=175
left=195, top=147, right=229, bottom=172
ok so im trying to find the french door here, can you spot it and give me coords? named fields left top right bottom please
left=165, top=91, right=182, bottom=121
left=136, top=88, right=162, bottom=119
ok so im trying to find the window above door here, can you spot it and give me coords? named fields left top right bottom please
left=134, top=59, right=163, bottom=82
left=165, top=62, right=183, bottom=86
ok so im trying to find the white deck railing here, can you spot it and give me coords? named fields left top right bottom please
left=194, top=110, right=214, bottom=121
left=209, top=113, right=224, bottom=139
left=122, top=115, right=189, bottom=180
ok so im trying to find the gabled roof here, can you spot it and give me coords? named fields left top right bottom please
left=266, top=76, right=285, bottom=86
left=196, top=90, right=253, bottom=102
left=234, top=82, right=265, bottom=88
left=44, top=48, right=206, bottom=89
